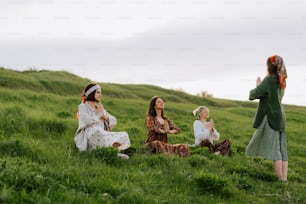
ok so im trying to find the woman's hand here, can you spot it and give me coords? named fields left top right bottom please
left=96, top=103, right=108, bottom=121
left=205, top=120, right=215, bottom=131
left=168, top=129, right=179, bottom=134
left=95, top=103, right=104, bottom=113
left=256, top=77, right=261, bottom=86
left=210, top=119, right=215, bottom=129
left=159, top=128, right=167, bottom=133
left=159, top=128, right=178, bottom=134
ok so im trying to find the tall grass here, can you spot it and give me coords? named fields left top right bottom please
left=0, top=67, right=305, bottom=203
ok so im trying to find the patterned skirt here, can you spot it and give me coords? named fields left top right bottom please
left=245, top=115, right=288, bottom=161
left=88, top=129, right=131, bottom=151
left=145, top=140, right=189, bottom=158
left=200, top=139, right=231, bottom=155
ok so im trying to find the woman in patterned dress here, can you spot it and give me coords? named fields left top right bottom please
left=144, top=96, right=189, bottom=157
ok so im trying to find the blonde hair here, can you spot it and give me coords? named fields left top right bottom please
left=192, top=106, right=209, bottom=119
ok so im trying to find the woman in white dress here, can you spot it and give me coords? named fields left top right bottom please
left=74, top=82, right=130, bottom=158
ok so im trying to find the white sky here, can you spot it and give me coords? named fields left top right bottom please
left=0, top=0, right=306, bottom=106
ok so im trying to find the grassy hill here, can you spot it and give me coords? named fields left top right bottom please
left=0, top=67, right=305, bottom=203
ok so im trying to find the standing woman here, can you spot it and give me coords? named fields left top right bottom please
left=74, top=82, right=130, bottom=158
left=245, top=55, right=288, bottom=183
left=144, top=96, right=189, bottom=157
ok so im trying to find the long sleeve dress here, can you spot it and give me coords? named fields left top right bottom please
left=144, top=116, right=189, bottom=157
left=145, top=116, right=180, bottom=143
left=74, top=102, right=130, bottom=151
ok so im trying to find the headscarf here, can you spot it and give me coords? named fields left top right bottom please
left=269, top=55, right=288, bottom=89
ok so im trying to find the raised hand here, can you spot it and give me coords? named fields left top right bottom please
left=256, top=77, right=262, bottom=86
left=210, top=119, right=215, bottom=129
left=95, top=103, right=104, bottom=113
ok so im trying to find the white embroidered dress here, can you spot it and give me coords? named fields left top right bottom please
left=74, top=102, right=130, bottom=151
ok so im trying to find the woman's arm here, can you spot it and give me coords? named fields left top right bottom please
left=211, top=128, right=220, bottom=141
left=209, top=119, right=220, bottom=141
left=249, top=76, right=269, bottom=100
left=78, top=104, right=100, bottom=127
left=95, top=103, right=117, bottom=129
left=102, top=109, right=117, bottom=129
left=168, top=119, right=180, bottom=134
left=146, top=116, right=165, bottom=133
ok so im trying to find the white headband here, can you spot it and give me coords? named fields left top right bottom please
left=192, top=106, right=208, bottom=117
left=85, top=84, right=100, bottom=97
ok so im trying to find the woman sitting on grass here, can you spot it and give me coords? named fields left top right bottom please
left=74, top=82, right=130, bottom=159
left=193, top=106, right=231, bottom=155
left=144, top=96, right=189, bottom=157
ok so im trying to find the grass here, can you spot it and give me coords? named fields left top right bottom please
left=0, top=67, right=305, bottom=203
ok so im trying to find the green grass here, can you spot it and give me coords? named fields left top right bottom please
left=0, top=67, right=305, bottom=203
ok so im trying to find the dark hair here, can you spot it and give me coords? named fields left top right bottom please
left=267, top=58, right=278, bottom=75
left=146, top=96, right=166, bottom=118
left=82, top=82, right=99, bottom=102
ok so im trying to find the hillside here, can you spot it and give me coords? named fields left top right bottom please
left=0, top=67, right=305, bottom=203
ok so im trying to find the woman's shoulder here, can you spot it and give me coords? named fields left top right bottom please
left=264, top=74, right=278, bottom=81
left=146, top=115, right=155, bottom=121
left=270, top=74, right=279, bottom=82
left=163, top=116, right=170, bottom=120
left=78, top=102, right=87, bottom=108
left=193, top=120, right=201, bottom=124
left=263, top=74, right=279, bottom=87
left=78, top=102, right=92, bottom=112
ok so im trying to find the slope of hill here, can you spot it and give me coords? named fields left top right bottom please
left=0, top=67, right=305, bottom=203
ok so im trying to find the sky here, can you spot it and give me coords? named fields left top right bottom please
left=1, top=0, right=306, bottom=106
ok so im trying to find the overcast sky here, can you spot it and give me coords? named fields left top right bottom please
left=1, top=0, right=305, bottom=106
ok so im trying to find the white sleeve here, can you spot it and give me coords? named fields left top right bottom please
left=78, top=104, right=100, bottom=128
left=211, top=128, right=220, bottom=141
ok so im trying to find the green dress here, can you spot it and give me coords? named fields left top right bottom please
left=245, top=116, right=287, bottom=160
left=245, top=74, right=288, bottom=161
